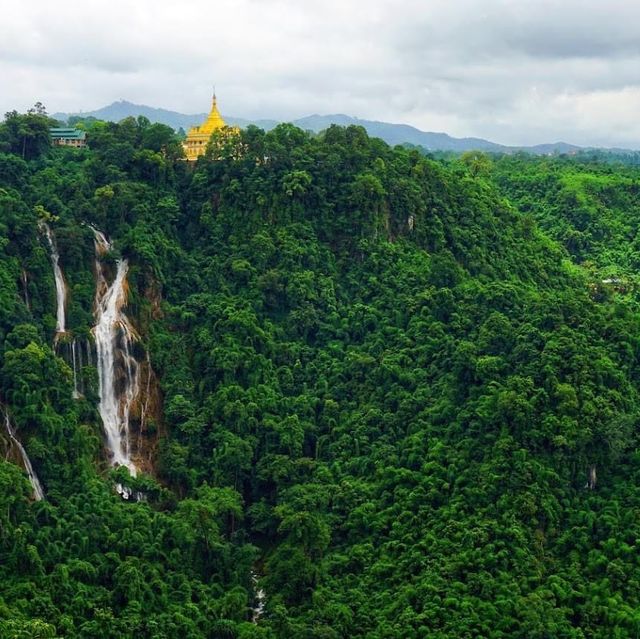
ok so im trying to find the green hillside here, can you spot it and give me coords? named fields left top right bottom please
left=1, top=109, right=640, bottom=638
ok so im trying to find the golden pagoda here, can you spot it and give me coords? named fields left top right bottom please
left=183, top=93, right=239, bottom=161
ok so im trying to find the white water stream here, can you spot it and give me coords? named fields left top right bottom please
left=21, top=270, right=30, bottom=311
left=251, top=570, right=266, bottom=623
left=41, top=223, right=66, bottom=334
left=91, top=228, right=139, bottom=478
left=71, top=338, right=80, bottom=399
left=3, top=409, right=44, bottom=501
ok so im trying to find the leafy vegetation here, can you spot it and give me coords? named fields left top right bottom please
left=2, top=106, right=640, bottom=637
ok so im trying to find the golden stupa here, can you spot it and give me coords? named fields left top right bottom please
left=183, top=93, right=238, bottom=161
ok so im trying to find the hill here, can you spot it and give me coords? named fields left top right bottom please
left=53, top=99, right=582, bottom=154
left=53, top=100, right=279, bottom=132
left=2, top=111, right=640, bottom=637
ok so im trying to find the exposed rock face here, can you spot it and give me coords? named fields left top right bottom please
left=128, top=352, right=163, bottom=476
left=90, top=227, right=163, bottom=481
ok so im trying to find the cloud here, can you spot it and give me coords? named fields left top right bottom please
left=2, top=0, right=640, bottom=147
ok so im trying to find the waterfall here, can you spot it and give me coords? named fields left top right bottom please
left=76, top=338, right=84, bottom=394
left=71, top=338, right=80, bottom=399
left=91, top=228, right=139, bottom=479
left=40, top=223, right=67, bottom=334
left=587, top=465, right=597, bottom=490
left=21, top=270, right=30, bottom=311
left=251, top=570, right=266, bottom=623
left=3, top=409, right=44, bottom=501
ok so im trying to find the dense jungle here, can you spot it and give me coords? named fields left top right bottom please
left=2, top=106, right=640, bottom=638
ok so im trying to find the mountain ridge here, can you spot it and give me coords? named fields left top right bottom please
left=52, top=99, right=584, bottom=155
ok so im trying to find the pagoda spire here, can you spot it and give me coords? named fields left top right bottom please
left=182, top=91, right=238, bottom=161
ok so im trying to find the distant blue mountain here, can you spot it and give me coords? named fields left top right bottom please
left=53, top=100, right=582, bottom=154
left=53, top=100, right=280, bottom=132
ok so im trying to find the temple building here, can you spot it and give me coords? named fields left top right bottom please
left=183, top=94, right=239, bottom=161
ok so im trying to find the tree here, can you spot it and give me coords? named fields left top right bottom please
left=0, top=107, right=52, bottom=160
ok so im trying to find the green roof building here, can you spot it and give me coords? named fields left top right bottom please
left=50, top=128, right=87, bottom=148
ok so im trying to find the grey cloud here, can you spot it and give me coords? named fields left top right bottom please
left=3, top=0, right=640, bottom=148
left=395, top=1, right=640, bottom=61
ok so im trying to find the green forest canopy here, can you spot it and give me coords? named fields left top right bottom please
left=1, top=107, right=640, bottom=637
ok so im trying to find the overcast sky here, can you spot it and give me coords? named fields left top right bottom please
left=2, top=0, right=640, bottom=147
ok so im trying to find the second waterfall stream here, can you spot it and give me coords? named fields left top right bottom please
left=3, top=409, right=45, bottom=501
left=41, top=222, right=67, bottom=335
left=91, top=228, right=140, bottom=483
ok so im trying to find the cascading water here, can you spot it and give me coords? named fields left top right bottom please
left=71, top=338, right=80, bottom=399
left=91, top=228, right=140, bottom=479
left=21, top=270, right=30, bottom=311
left=251, top=570, right=266, bottom=623
left=3, top=409, right=44, bottom=501
left=41, top=222, right=67, bottom=334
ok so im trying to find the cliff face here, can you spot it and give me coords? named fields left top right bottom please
left=38, top=224, right=165, bottom=483
left=129, top=267, right=165, bottom=476
left=128, top=350, right=163, bottom=476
